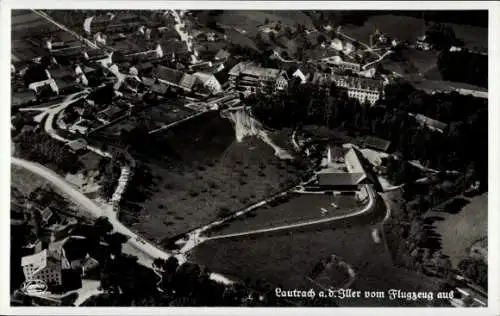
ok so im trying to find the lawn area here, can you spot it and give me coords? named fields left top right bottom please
left=215, top=10, right=314, bottom=36
left=205, top=193, right=363, bottom=237
left=11, top=164, right=50, bottom=196
left=119, top=112, right=304, bottom=244
left=424, top=193, right=487, bottom=267
left=381, top=48, right=438, bottom=77
left=190, top=211, right=442, bottom=306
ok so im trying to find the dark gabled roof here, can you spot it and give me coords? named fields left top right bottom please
left=150, top=82, right=169, bottom=94
left=153, top=65, right=184, bottom=85
left=48, top=66, right=74, bottom=80
left=135, top=61, right=154, bottom=71
left=23, top=64, right=50, bottom=85
left=364, top=136, right=391, bottom=152
left=86, top=49, right=108, bottom=58
left=178, top=73, right=196, bottom=90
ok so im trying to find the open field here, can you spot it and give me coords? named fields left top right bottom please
left=119, top=112, right=304, bottom=243
left=340, top=14, right=487, bottom=51
left=206, top=11, right=314, bottom=36
left=381, top=48, right=438, bottom=77
left=425, top=193, right=487, bottom=267
left=190, top=205, right=442, bottom=306
left=206, top=193, right=363, bottom=237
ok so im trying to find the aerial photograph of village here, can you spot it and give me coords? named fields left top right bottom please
left=9, top=9, right=488, bottom=308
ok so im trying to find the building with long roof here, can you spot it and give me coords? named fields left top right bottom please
left=228, top=61, right=288, bottom=95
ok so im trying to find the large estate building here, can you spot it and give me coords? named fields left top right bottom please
left=312, top=73, right=384, bottom=105
left=228, top=62, right=288, bottom=95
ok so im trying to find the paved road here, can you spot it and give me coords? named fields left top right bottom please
left=31, top=10, right=99, bottom=49
left=11, top=157, right=167, bottom=262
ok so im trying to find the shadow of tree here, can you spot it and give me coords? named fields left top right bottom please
left=440, top=198, right=470, bottom=215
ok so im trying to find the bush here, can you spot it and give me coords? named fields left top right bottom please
left=209, top=182, right=218, bottom=189
left=188, top=190, right=199, bottom=197
left=197, top=165, right=206, bottom=171
left=217, top=207, right=231, bottom=219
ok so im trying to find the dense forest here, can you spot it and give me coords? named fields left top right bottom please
left=437, top=51, right=488, bottom=88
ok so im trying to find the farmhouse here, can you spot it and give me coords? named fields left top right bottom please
left=228, top=61, right=288, bottom=95
left=315, top=147, right=368, bottom=191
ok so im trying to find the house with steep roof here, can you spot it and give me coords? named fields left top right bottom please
left=315, top=146, right=368, bottom=190
left=193, top=72, right=222, bottom=95
left=312, top=145, right=384, bottom=193
left=150, top=65, right=196, bottom=92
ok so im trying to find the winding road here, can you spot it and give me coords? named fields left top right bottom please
left=11, top=157, right=235, bottom=285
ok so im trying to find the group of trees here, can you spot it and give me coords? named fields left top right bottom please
left=437, top=50, right=488, bottom=88
left=13, top=128, right=83, bottom=174
left=247, top=79, right=487, bottom=190
left=458, top=257, right=488, bottom=290
left=97, top=155, right=123, bottom=200
left=383, top=176, right=465, bottom=277
left=424, top=23, right=463, bottom=51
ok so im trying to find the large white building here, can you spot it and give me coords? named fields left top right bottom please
left=312, top=73, right=384, bottom=105
left=21, top=249, right=66, bottom=287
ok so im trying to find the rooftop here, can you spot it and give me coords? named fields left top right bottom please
left=317, top=172, right=366, bottom=187
left=229, top=61, right=284, bottom=80
left=153, top=65, right=184, bottom=85
left=364, top=136, right=391, bottom=152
